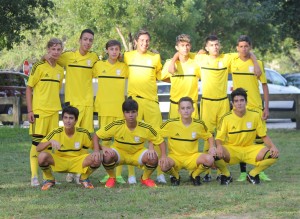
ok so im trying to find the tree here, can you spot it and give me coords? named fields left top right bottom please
left=0, top=0, right=54, bottom=50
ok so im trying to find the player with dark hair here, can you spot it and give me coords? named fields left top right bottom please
left=93, top=39, right=134, bottom=184
left=93, top=98, right=167, bottom=188
left=37, top=106, right=101, bottom=190
left=161, top=34, right=200, bottom=119
left=231, top=35, right=271, bottom=181
left=26, top=38, right=64, bottom=186
left=124, top=29, right=166, bottom=184
left=215, top=88, right=279, bottom=185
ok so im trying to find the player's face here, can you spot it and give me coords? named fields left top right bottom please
left=79, top=32, right=94, bottom=53
left=237, top=41, right=251, bottom=58
left=135, top=34, right=150, bottom=54
left=124, top=110, right=138, bottom=123
left=205, top=40, right=220, bottom=56
left=232, top=95, right=246, bottom=113
left=62, top=113, right=77, bottom=129
left=107, top=45, right=121, bottom=61
left=178, top=101, right=194, bottom=119
left=176, top=41, right=191, bottom=56
left=47, top=44, right=62, bottom=61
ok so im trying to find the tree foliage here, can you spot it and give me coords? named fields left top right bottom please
left=0, top=0, right=54, bottom=50
left=0, top=0, right=300, bottom=72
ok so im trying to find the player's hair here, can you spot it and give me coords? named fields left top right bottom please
left=205, top=35, right=219, bottom=45
left=105, top=40, right=122, bottom=50
left=46, top=38, right=63, bottom=49
left=135, top=29, right=151, bottom=41
left=80, top=29, right=94, bottom=39
left=122, top=98, right=138, bottom=112
left=178, top=96, right=194, bottom=107
left=176, top=34, right=191, bottom=45
left=231, top=88, right=248, bottom=102
left=237, top=35, right=252, bottom=46
left=62, top=106, right=79, bottom=120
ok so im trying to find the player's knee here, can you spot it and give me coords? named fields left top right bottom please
left=38, top=152, right=50, bottom=165
left=203, top=154, right=214, bottom=166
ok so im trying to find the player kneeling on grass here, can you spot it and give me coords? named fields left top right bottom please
left=37, top=106, right=101, bottom=190
left=215, top=88, right=279, bottom=184
left=93, top=98, right=167, bottom=188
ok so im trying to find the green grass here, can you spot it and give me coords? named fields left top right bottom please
left=0, top=127, right=299, bottom=218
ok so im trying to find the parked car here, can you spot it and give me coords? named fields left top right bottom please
left=158, top=68, right=300, bottom=119
left=283, top=72, right=300, bottom=89
left=0, top=70, right=28, bottom=117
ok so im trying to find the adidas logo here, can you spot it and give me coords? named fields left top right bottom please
left=45, top=73, right=49, bottom=77
left=232, top=126, right=236, bottom=130
left=120, top=137, right=124, bottom=140
left=102, top=70, right=106, bottom=74
left=175, top=133, right=180, bottom=136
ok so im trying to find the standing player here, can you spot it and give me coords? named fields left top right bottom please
left=124, top=29, right=166, bottom=184
left=161, top=34, right=200, bottom=119
left=54, top=29, right=99, bottom=183
left=159, top=97, right=232, bottom=186
left=231, top=35, right=271, bottom=181
left=195, top=35, right=261, bottom=182
left=37, top=106, right=101, bottom=190
left=26, top=38, right=64, bottom=186
left=93, top=40, right=134, bottom=184
left=215, top=88, right=279, bottom=184
left=93, top=98, right=167, bottom=188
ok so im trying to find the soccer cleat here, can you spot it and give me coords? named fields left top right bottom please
left=170, top=176, right=180, bottom=186
left=31, top=177, right=40, bottom=187
left=236, top=172, right=247, bottom=182
left=216, top=175, right=221, bottom=182
left=220, top=175, right=232, bottom=185
left=100, top=175, right=109, bottom=183
left=190, top=175, right=202, bottom=186
left=247, top=173, right=260, bottom=184
left=80, top=179, right=94, bottom=189
left=105, top=178, right=116, bottom=188
left=128, top=175, right=137, bottom=184
left=259, top=172, right=271, bottom=181
left=66, top=173, right=74, bottom=183
left=202, top=174, right=212, bottom=182
left=140, top=177, right=157, bottom=187
left=41, top=180, right=55, bottom=191
left=116, top=176, right=126, bottom=184
left=156, top=174, right=167, bottom=184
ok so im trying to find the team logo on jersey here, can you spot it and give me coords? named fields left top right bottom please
left=192, top=132, right=196, bottom=139
left=87, top=60, right=91, bottom=66
left=134, top=136, right=140, bottom=142
left=188, top=68, right=194, bottom=74
left=74, top=142, right=80, bottom=149
left=246, top=122, right=252, bottom=129
left=147, top=60, right=152, bottom=66
left=116, top=69, right=121, bottom=76
left=218, top=62, right=223, bottom=68
left=249, top=66, right=254, bottom=73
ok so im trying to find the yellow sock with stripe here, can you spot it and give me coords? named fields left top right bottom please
left=142, top=164, right=157, bottom=180
left=103, top=162, right=116, bottom=178
left=249, top=158, right=277, bottom=177
left=192, top=164, right=209, bottom=178
left=81, top=166, right=99, bottom=180
left=30, top=135, right=43, bottom=178
left=40, top=165, right=54, bottom=181
left=154, top=145, right=163, bottom=176
left=165, top=167, right=179, bottom=179
left=214, top=158, right=230, bottom=177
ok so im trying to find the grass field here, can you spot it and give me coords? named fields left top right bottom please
left=0, top=127, right=299, bottom=219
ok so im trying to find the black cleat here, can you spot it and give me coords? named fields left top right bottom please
left=202, top=174, right=212, bottom=182
left=220, top=175, right=232, bottom=185
left=190, top=175, right=202, bottom=186
left=170, top=176, right=180, bottom=186
left=247, top=173, right=260, bottom=184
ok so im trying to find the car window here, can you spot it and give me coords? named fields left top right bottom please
left=0, top=73, right=28, bottom=87
left=266, top=69, right=286, bottom=86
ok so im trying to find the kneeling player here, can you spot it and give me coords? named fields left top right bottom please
left=93, top=98, right=167, bottom=188
left=37, top=106, right=102, bottom=190
left=215, top=88, right=279, bottom=184
left=159, top=97, right=218, bottom=186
